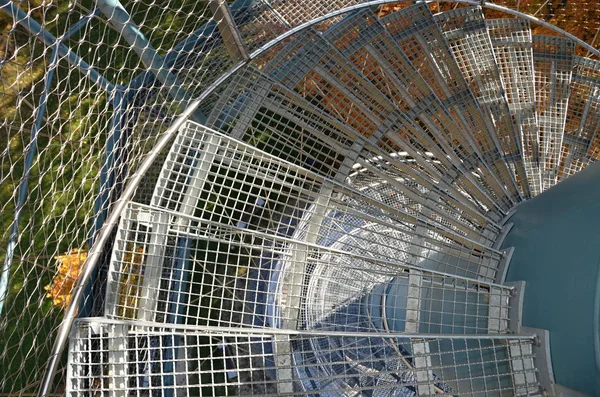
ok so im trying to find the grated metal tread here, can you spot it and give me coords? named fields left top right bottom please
left=435, top=6, right=526, bottom=201
left=67, top=320, right=539, bottom=397
left=381, top=4, right=515, bottom=212
left=486, top=18, right=542, bottom=197
left=559, top=56, right=600, bottom=180
left=533, top=34, right=575, bottom=190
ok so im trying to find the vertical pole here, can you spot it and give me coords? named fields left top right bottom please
left=0, top=47, right=59, bottom=314
left=209, top=0, right=250, bottom=62
left=95, top=0, right=205, bottom=123
left=79, top=90, right=126, bottom=317
left=0, top=0, right=114, bottom=91
left=91, top=90, right=125, bottom=241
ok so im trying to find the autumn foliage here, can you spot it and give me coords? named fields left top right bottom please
left=377, top=1, right=600, bottom=57
left=44, top=248, right=87, bottom=308
left=117, top=245, right=145, bottom=319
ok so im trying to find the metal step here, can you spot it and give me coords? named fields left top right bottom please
left=559, top=56, right=600, bottom=180
left=66, top=319, right=540, bottom=397
left=205, top=66, right=356, bottom=180
left=305, top=254, right=513, bottom=335
left=263, top=28, right=394, bottom=137
left=487, top=18, right=543, bottom=197
left=435, top=6, right=526, bottom=201
left=380, top=3, right=515, bottom=212
left=533, top=35, right=575, bottom=190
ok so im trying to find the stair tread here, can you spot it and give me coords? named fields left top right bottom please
left=559, top=55, right=600, bottom=180
left=381, top=3, right=516, bottom=212
left=435, top=6, right=527, bottom=201
left=487, top=18, right=543, bottom=197
left=533, top=34, right=575, bottom=190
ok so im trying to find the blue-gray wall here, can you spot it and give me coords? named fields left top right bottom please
left=503, top=162, right=600, bottom=396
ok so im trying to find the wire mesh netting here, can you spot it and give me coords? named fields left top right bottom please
left=0, top=0, right=599, bottom=395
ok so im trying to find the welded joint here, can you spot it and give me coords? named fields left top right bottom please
left=500, top=201, right=523, bottom=225
left=520, top=326, right=556, bottom=396
left=107, top=323, right=128, bottom=397
left=507, top=335, right=539, bottom=395
left=412, top=340, right=436, bottom=395
left=503, top=280, right=525, bottom=334
left=494, top=246, right=514, bottom=284
left=405, top=270, right=423, bottom=333
left=487, top=286, right=509, bottom=334
left=209, top=0, right=250, bottom=62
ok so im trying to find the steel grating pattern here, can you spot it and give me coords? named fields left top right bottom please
left=435, top=7, right=527, bottom=200
left=382, top=4, right=516, bottom=212
left=322, top=9, right=508, bottom=223
left=105, top=124, right=510, bottom=328
left=2, top=0, right=600, bottom=395
left=67, top=320, right=539, bottom=397
left=486, top=17, right=543, bottom=197
left=559, top=56, right=600, bottom=179
left=533, top=35, right=575, bottom=190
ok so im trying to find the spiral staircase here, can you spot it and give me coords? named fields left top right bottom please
left=65, top=3, right=600, bottom=396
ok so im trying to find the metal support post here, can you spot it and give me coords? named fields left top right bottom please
left=0, top=1, right=114, bottom=91
left=96, top=0, right=205, bottom=123
left=209, top=0, right=250, bottom=62
left=79, top=89, right=127, bottom=317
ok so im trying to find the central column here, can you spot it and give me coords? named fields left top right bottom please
left=502, top=161, right=600, bottom=396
